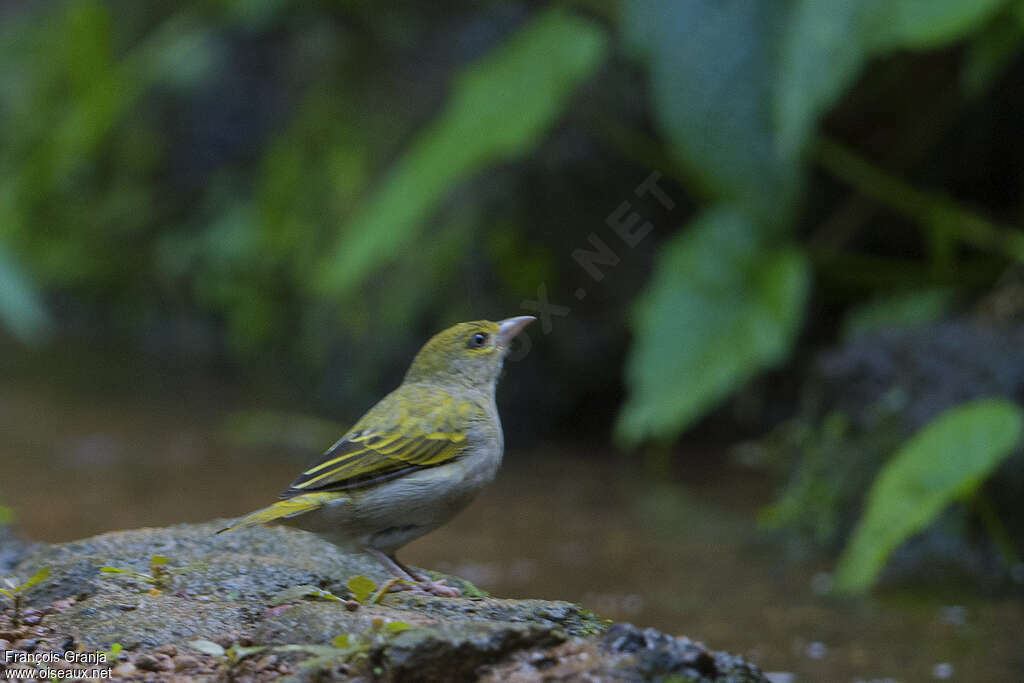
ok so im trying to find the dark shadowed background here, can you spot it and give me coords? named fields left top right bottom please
left=2, top=1, right=1024, bottom=680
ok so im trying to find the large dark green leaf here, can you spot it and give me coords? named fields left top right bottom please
left=835, top=399, right=1024, bottom=593
left=776, top=0, right=1009, bottom=158
left=617, top=208, right=810, bottom=444
left=621, top=0, right=800, bottom=226
left=316, top=8, right=607, bottom=295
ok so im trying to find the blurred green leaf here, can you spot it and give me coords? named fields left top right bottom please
left=226, top=644, right=268, bottom=663
left=103, top=643, right=123, bottom=661
left=0, top=505, right=12, bottom=525
left=776, top=0, right=1009, bottom=158
left=347, top=575, right=376, bottom=604
left=842, top=287, right=958, bottom=341
left=0, top=245, right=51, bottom=343
left=270, top=584, right=345, bottom=606
left=331, top=634, right=351, bottom=649
left=622, top=0, right=800, bottom=226
left=3, top=566, right=50, bottom=598
left=617, top=207, right=810, bottom=444
left=316, top=8, right=608, bottom=294
left=835, top=399, right=1024, bottom=593
left=0, top=2, right=213, bottom=296
left=775, top=2, right=868, bottom=159
left=20, top=566, right=50, bottom=593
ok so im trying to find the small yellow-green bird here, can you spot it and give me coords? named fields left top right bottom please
left=219, top=316, right=534, bottom=596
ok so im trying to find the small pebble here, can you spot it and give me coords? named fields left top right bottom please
left=135, top=653, right=170, bottom=672
left=173, top=655, right=200, bottom=672
left=156, top=643, right=178, bottom=656
left=51, top=598, right=76, bottom=612
left=112, top=662, right=137, bottom=677
left=13, top=638, right=38, bottom=651
left=255, top=654, right=278, bottom=670
left=933, top=662, right=954, bottom=679
left=0, top=639, right=9, bottom=649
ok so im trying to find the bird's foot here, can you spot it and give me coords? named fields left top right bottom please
left=387, top=577, right=462, bottom=598
left=366, top=550, right=462, bottom=597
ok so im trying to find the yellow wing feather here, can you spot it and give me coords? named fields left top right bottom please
left=280, top=386, right=478, bottom=497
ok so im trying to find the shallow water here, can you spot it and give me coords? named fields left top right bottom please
left=1, top=372, right=1022, bottom=681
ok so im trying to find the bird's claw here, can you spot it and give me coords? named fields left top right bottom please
left=387, top=577, right=462, bottom=597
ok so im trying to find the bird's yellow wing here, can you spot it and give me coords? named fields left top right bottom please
left=280, top=387, right=478, bottom=498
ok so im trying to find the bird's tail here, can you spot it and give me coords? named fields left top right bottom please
left=217, top=492, right=345, bottom=534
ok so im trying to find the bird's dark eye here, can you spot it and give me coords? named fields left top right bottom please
left=468, top=332, right=489, bottom=349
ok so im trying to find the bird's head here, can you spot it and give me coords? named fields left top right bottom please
left=404, top=316, right=535, bottom=390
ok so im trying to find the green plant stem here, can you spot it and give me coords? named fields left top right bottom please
left=372, top=579, right=403, bottom=603
left=814, top=136, right=1024, bottom=263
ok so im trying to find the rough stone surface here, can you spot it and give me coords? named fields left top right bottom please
left=0, top=521, right=767, bottom=681
left=760, top=315, right=1024, bottom=585
left=813, top=319, right=1024, bottom=432
left=0, top=525, right=32, bottom=573
left=481, top=623, right=766, bottom=682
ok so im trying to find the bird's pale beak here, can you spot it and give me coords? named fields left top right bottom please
left=496, top=316, right=535, bottom=346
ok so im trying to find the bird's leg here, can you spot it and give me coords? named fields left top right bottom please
left=366, top=548, right=417, bottom=581
left=388, top=554, right=427, bottom=581
left=366, top=548, right=461, bottom=597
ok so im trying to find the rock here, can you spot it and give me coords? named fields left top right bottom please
left=481, top=624, right=765, bottom=682
left=759, top=315, right=1024, bottom=585
left=136, top=652, right=174, bottom=671
left=173, top=654, right=200, bottom=672
left=13, top=638, right=37, bottom=651
left=0, top=524, right=33, bottom=573
left=7, top=521, right=767, bottom=682
left=111, top=662, right=137, bottom=677
left=813, top=318, right=1024, bottom=432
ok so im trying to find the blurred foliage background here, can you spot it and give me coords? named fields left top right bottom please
left=3, top=0, right=1024, bottom=611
